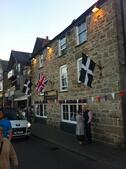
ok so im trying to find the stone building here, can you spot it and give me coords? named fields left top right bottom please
left=6, top=50, right=31, bottom=109
left=31, top=0, right=126, bottom=145
left=0, top=59, right=9, bottom=108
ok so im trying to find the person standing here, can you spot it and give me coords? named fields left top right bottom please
left=21, top=108, right=26, bottom=118
left=0, top=126, right=19, bottom=169
left=0, top=111, right=12, bottom=140
left=82, top=104, right=93, bottom=143
left=76, top=108, right=84, bottom=145
left=26, top=107, right=32, bottom=123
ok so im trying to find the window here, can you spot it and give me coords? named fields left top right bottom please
left=77, top=58, right=82, bottom=82
left=16, top=64, right=21, bottom=73
left=39, top=54, right=44, bottom=68
left=23, top=66, right=31, bottom=76
left=60, top=65, right=68, bottom=91
left=35, top=103, right=47, bottom=118
left=76, top=22, right=87, bottom=45
left=61, top=103, right=83, bottom=123
left=58, top=37, right=67, bottom=56
left=0, top=81, right=3, bottom=91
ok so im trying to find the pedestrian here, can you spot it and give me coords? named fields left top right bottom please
left=0, top=111, right=12, bottom=140
left=82, top=103, right=93, bottom=143
left=26, top=107, right=32, bottom=123
left=21, top=108, right=26, bottom=118
left=76, top=108, right=84, bottom=145
left=0, top=126, right=19, bottom=169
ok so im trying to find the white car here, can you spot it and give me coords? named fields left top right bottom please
left=4, top=109, right=31, bottom=138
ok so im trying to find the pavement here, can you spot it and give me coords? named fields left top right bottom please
left=31, top=122, right=126, bottom=169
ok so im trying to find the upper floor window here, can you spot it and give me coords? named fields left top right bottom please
left=76, top=22, right=87, bottom=45
left=16, top=64, right=21, bottom=73
left=60, top=65, right=68, bottom=91
left=23, top=66, right=31, bottom=76
left=58, top=37, right=67, bottom=56
left=77, top=58, right=82, bottom=82
left=39, top=54, right=44, bottom=68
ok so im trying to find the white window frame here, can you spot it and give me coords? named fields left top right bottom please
left=0, top=81, right=3, bottom=91
left=61, top=103, right=83, bottom=124
left=76, top=21, right=87, bottom=45
left=58, top=37, right=66, bottom=56
left=39, top=54, right=44, bottom=68
left=77, top=58, right=82, bottom=82
left=34, top=103, right=47, bottom=118
left=60, top=65, right=68, bottom=91
left=16, top=64, right=21, bottom=73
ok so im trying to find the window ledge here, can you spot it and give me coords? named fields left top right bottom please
left=59, top=90, right=68, bottom=93
left=75, top=40, right=87, bottom=48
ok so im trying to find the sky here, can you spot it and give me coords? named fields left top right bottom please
left=0, top=0, right=96, bottom=61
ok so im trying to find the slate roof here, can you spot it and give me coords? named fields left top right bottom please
left=7, top=50, right=31, bottom=71
left=37, top=0, right=107, bottom=50
left=32, top=37, right=50, bottom=57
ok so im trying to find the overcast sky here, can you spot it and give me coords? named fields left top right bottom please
left=0, top=0, right=96, bottom=61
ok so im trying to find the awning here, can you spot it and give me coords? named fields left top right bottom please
left=14, top=95, right=29, bottom=101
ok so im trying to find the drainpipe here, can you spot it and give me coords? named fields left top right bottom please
left=115, top=0, right=126, bottom=144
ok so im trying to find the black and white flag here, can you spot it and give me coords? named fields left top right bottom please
left=79, top=53, right=96, bottom=88
left=22, top=79, right=32, bottom=95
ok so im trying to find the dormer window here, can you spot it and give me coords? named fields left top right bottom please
left=76, top=21, right=87, bottom=45
left=58, top=36, right=67, bottom=56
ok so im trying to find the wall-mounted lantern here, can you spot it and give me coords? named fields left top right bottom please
left=92, top=0, right=100, bottom=13
left=92, top=6, right=100, bottom=13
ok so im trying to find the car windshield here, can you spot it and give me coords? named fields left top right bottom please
left=3, top=108, right=26, bottom=120
left=6, top=113, right=25, bottom=120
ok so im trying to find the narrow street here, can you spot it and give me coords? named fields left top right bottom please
left=12, top=136, right=114, bottom=169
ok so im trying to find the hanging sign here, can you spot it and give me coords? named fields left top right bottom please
left=44, top=90, right=58, bottom=100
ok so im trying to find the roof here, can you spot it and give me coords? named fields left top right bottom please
left=32, top=37, right=50, bottom=57
left=7, top=50, right=31, bottom=71
left=37, top=0, right=108, bottom=53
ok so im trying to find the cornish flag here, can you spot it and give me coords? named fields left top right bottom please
left=36, top=73, right=48, bottom=94
left=79, top=53, right=96, bottom=88
left=22, top=79, right=32, bottom=95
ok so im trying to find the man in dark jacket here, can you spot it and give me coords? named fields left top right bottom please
left=82, top=104, right=93, bottom=143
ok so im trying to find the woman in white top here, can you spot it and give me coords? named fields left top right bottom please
left=76, top=108, right=84, bottom=145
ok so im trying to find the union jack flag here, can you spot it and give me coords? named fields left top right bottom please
left=36, top=73, right=48, bottom=93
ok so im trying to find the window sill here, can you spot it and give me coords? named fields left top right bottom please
left=75, top=40, right=87, bottom=48
left=59, top=89, right=68, bottom=93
